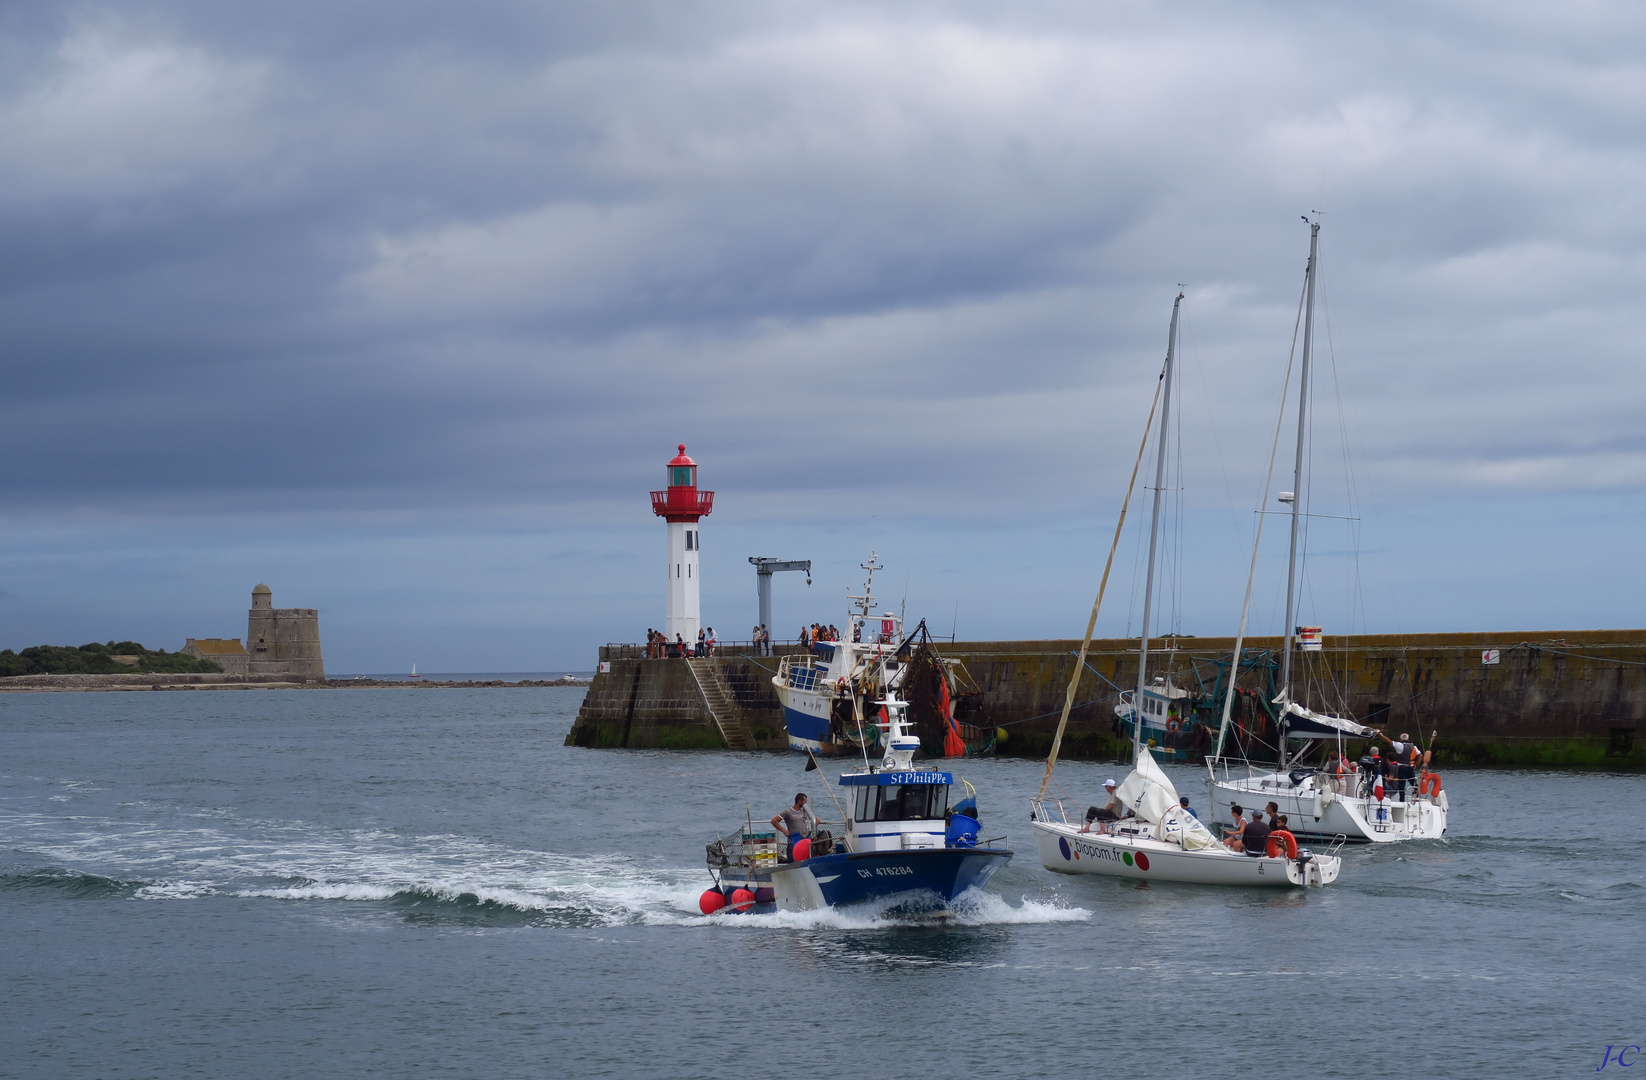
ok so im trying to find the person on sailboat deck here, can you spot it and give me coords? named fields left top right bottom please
left=1378, top=732, right=1422, bottom=799
left=1264, top=801, right=1280, bottom=827
left=1327, top=751, right=1356, bottom=794
left=1080, top=780, right=1126, bottom=831
left=771, top=794, right=816, bottom=861
left=1240, top=812, right=1271, bottom=857
left=1223, top=806, right=1247, bottom=851
left=1178, top=795, right=1197, bottom=820
left=1360, top=746, right=1387, bottom=797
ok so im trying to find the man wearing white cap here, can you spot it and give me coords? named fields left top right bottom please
left=1079, top=778, right=1128, bottom=832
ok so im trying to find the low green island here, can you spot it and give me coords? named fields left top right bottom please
left=0, top=642, right=223, bottom=677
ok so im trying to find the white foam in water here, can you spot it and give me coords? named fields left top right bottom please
left=690, top=887, right=1090, bottom=931
left=1, top=809, right=1087, bottom=930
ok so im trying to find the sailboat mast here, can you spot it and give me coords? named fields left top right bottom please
left=1133, top=291, right=1183, bottom=760
left=1279, top=220, right=1320, bottom=767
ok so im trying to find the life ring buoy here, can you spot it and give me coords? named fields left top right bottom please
left=1419, top=773, right=1442, bottom=798
left=1166, top=717, right=1181, bottom=733
left=836, top=678, right=848, bottom=694
left=1265, top=830, right=1298, bottom=859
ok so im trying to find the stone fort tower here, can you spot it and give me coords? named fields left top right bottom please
left=246, top=584, right=325, bottom=680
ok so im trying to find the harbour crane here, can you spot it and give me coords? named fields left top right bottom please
left=748, top=557, right=810, bottom=644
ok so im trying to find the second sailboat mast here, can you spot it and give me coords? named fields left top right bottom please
left=1280, top=221, right=1321, bottom=709
left=1133, top=291, right=1184, bottom=758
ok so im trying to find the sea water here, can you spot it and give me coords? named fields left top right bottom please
left=1, top=688, right=1641, bottom=1078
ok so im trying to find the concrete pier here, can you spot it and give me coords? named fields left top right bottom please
left=565, top=630, right=1646, bottom=768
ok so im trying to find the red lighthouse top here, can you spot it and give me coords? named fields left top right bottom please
left=652, top=443, right=714, bottom=523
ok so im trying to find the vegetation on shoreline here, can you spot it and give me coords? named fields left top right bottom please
left=0, top=642, right=223, bottom=677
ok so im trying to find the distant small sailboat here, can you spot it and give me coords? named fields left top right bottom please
left=409, top=663, right=421, bottom=681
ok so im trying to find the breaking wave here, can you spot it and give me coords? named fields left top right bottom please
left=0, top=811, right=1082, bottom=929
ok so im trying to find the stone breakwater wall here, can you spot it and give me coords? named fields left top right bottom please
left=567, top=655, right=788, bottom=750
left=942, top=630, right=1646, bottom=767
left=564, top=630, right=1646, bottom=768
left=0, top=674, right=588, bottom=692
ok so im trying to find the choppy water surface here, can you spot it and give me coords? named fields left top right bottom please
left=2, top=689, right=1641, bottom=1078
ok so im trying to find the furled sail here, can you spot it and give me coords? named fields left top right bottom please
left=1275, top=696, right=1375, bottom=739
left=1114, top=748, right=1223, bottom=850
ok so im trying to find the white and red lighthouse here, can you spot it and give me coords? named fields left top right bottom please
left=651, top=444, right=715, bottom=641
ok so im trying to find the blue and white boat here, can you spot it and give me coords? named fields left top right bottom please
left=773, top=553, right=933, bottom=756
left=1114, top=674, right=1193, bottom=752
left=701, top=696, right=1012, bottom=915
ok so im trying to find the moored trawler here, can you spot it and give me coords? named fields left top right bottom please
left=774, top=553, right=959, bottom=756
left=700, top=695, right=1012, bottom=915
left=1114, top=675, right=1194, bottom=754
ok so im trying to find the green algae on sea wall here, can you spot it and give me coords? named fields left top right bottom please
left=1430, top=736, right=1646, bottom=770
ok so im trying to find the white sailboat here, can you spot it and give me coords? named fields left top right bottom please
left=1205, top=219, right=1448, bottom=844
left=1030, top=291, right=1342, bottom=888
left=409, top=663, right=421, bottom=681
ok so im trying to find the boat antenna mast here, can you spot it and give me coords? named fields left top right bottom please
left=1132, top=291, right=1183, bottom=762
left=1278, top=215, right=1321, bottom=771
left=847, top=552, right=881, bottom=629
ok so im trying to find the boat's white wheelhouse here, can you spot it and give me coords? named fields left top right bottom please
left=841, top=771, right=951, bottom=853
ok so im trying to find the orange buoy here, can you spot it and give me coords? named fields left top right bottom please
left=792, top=838, right=812, bottom=862
left=729, top=888, right=755, bottom=912
left=1265, top=829, right=1299, bottom=859
left=698, top=888, right=726, bottom=915
left=1419, top=773, right=1442, bottom=798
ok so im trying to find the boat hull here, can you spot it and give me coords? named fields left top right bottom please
left=1032, top=820, right=1338, bottom=887
left=1207, top=773, right=1447, bottom=844
left=767, top=847, right=1012, bottom=912
left=776, top=683, right=872, bottom=756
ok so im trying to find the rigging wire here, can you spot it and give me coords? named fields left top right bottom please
left=1212, top=258, right=1310, bottom=765
left=1182, top=305, right=1247, bottom=557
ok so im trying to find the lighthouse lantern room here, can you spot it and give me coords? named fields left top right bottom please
left=651, top=444, right=714, bottom=642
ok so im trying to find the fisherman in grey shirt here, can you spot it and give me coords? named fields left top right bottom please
left=772, top=793, right=815, bottom=860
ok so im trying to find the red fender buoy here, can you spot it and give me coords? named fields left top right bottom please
left=1265, top=830, right=1299, bottom=859
left=729, top=888, right=755, bottom=912
left=792, top=838, right=812, bottom=862
left=698, top=889, right=726, bottom=915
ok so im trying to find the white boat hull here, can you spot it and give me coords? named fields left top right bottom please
left=1207, top=771, right=1447, bottom=844
left=1032, top=820, right=1339, bottom=887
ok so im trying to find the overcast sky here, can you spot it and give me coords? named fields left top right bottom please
left=1, top=2, right=1642, bottom=670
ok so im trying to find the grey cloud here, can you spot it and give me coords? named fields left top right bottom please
left=2, top=0, right=1644, bottom=523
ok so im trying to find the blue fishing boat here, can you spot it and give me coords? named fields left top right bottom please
left=700, top=695, right=1012, bottom=915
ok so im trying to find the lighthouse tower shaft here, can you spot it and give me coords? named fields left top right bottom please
left=651, top=444, right=714, bottom=644
left=665, top=521, right=701, bottom=641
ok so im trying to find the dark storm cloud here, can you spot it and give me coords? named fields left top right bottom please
left=1, top=1, right=1643, bottom=514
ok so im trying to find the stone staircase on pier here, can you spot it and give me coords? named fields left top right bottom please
left=686, top=658, right=754, bottom=750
